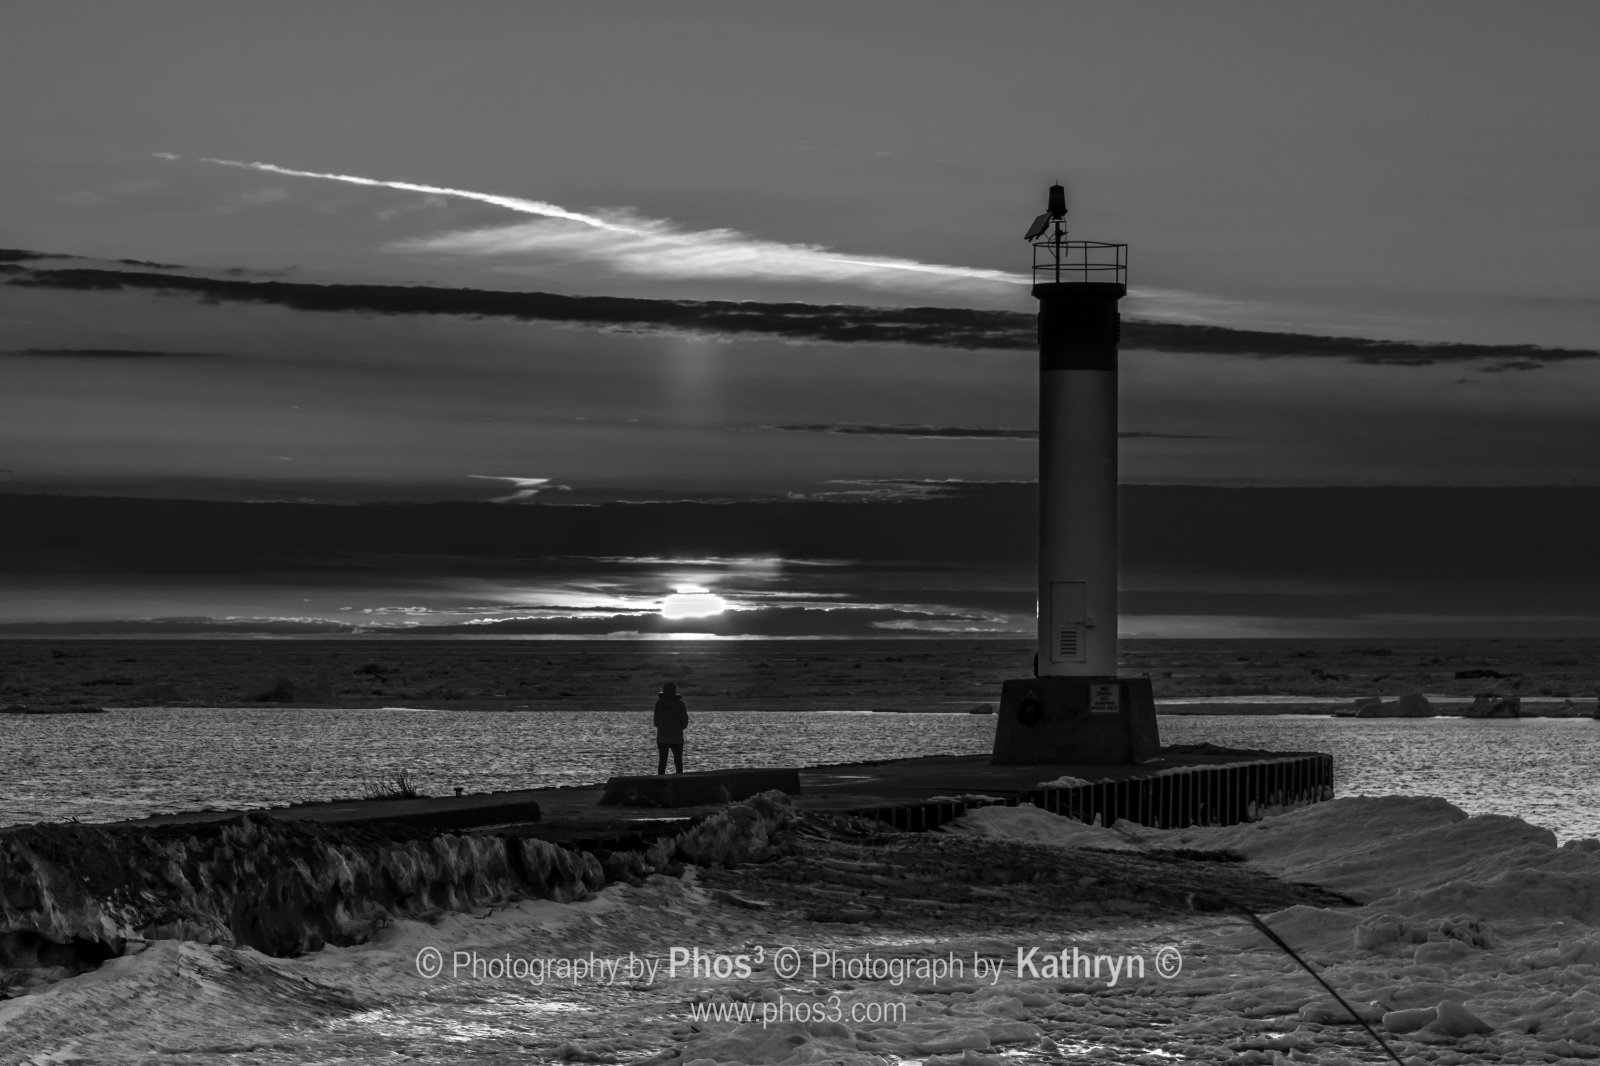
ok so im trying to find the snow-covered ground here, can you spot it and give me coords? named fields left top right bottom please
left=4, top=796, right=1599, bottom=1065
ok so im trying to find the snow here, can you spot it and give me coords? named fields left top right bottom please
left=942, top=802, right=1140, bottom=850
left=6, top=795, right=1600, bottom=1063
left=1138, top=795, right=1600, bottom=923
left=939, top=797, right=1600, bottom=1061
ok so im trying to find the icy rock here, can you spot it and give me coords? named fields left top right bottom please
left=1384, top=983, right=1468, bottom=1010
left=1429, top=998, right=1493, bottom=1037
left=979, top=995, right=1030, bottom=1019
left=1394, top=692, right=1434, bottom=717
left=1353, top=693, right=1433, bottom=718
left=674, top=1019, right=888, bottom=1066
left=1234, top=1033, right=1315, bottom=1052
left=913, top=1029, right=992, bottom=1054
left=1298, top=998, right=1385, bottom=1024
left=1253, top=905, right=1364, bottom=953
left=1413, top=939, right=1473, bottom=964
left=924, top=1052, right=1009, bottom=1066
left=1354, top=914, right=1430, bottom=952
left=1464, top=694, right=1521, bottom=718
left=1518, top=936, right=1600, bottom=968
left=1382, top=1007, right=1438, bottom=1033
left=676, top=791, right=796, bottom=868
left=0, top=814, right=601, bottom=964
left=974, top=1021, right=1040, bottom=1045
left=555, top=1038, right=633, bottom=1062
left=1436, top=914, right=1496, bottom=948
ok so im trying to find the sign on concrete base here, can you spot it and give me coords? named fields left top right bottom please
left=991, top=676, right=1160, bottom=765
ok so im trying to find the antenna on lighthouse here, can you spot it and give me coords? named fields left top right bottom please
left=1022, top=182, right=1069, bottom=241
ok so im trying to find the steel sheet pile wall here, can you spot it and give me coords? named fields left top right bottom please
left=854, top=754, right=1334, bottom=833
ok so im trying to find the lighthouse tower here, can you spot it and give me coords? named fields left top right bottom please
left=991, top=184, right=1160, bottom=765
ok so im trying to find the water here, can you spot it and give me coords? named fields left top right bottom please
left=4, top=709, right=1597, bottom=841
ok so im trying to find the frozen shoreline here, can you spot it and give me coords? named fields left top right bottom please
left=3, top=793, right=1599, bottom=1064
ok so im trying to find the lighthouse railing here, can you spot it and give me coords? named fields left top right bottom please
left=1030, top=239, right=1127, bottom=287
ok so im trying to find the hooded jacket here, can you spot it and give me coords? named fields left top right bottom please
left=653, top=691, right=688, bottom=745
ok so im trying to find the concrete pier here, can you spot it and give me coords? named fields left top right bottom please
left=69, top=748, right=1334, bottom=847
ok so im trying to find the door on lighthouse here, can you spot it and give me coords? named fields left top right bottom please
left=1049, top=581, right=1088, bottom=665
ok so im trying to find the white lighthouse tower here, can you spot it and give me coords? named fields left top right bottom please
left=992, top=184, right=1159, bottom=765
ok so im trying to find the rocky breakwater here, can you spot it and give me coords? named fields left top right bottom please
left=0, top=791, right=797, bottom=996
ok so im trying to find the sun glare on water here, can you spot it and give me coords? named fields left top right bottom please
left=659, top=585, right=728, bottom=619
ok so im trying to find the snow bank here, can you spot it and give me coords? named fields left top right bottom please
left=948, top=791, right=1600, bottom=1057
left=941, top=802, right=1139, bottom=850
left=1149, top=795, right=1600, bottom=923
left=1135, top=797, right=1600, bottom=1055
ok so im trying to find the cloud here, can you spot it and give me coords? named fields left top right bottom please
left=50, top=179, right=161, bottom=209
left=2, top=348, right=218, bottom=359
left=765, top=424, right=1222, bottom=440
left=1123, top=321, right=1600, bottom=368
left=397, top=214, right=1024, bottom=294
left=468, top=475, right=571, bottom=503
left=770, top=423, right=1037, bottom=440
left=10, top=262, right=1597, bottom=367
left=195, top=157, right=625, bottom=228
left=190, top=157, right=1024, bottom=295
left=0, top=249, right=64, bottom=263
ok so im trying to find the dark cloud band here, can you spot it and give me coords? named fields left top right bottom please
left=766, top=425, right=1218, bottom=440
left=9, top=263, right=1595, bottom=367
left=770, top=424, right=1037, bottom=440
left=3, top=348, right=217, bottom=359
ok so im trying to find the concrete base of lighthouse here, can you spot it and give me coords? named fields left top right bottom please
left=990, top=676, right=1160, bottom=765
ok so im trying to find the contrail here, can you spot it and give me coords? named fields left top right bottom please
left=180, top=155, right=1024, bottom=290
left=200, top=157, right=627, bottom=231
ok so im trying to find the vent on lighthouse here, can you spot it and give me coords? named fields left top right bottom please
left=1049, top=581, right=1088, bottom=664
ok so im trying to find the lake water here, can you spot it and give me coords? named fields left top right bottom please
left=5, top=710, right=1597, bottom=841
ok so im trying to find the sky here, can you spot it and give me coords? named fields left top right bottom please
left=2, top=2, right=1598, bottom=637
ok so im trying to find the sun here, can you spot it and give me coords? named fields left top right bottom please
left=659, top=585, right=728, bottom=619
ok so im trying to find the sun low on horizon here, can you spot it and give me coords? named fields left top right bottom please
left=659, top=584, right=730, bottom=620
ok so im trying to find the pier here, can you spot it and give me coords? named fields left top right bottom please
left=87, top=747, right=1335, bottom=846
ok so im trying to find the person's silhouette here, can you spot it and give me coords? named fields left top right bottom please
left=654, top=681, right=688, bottom=774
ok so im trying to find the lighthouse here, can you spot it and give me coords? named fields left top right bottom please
left=991, top=184, right=1160, bottom=765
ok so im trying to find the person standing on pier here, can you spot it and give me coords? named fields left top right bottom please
left=654, top=681, right=688, bottom=774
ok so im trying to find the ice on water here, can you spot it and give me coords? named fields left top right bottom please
left=6, top=709, right=1599, bottom=841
